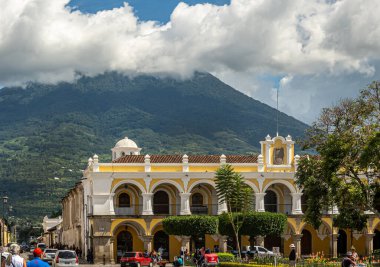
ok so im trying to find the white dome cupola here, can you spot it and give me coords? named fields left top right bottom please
left=111, top=136, right=142, bottom=160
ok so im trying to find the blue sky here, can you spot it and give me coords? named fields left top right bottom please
left=68, top=0, right=230, bottom=22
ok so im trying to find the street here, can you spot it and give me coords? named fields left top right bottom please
left=19, top=252, right=121, bottom=267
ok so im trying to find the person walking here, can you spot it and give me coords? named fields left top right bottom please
left=289, top=244, right=296, bottom=267
left=27, top=248, right=49, bottom=267
left=5, top=244, right=26, bottom=267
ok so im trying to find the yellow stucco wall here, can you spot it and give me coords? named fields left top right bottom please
left=205, top=235, right=218, bottom=251
left=100, top=166, right=145, bottom=172
left=169, top=236, right=181, bottom=261
left=151, top=166, right=183, bottom=172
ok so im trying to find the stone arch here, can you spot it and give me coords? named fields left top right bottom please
left=299, top=220, right=332, bottom=235
left=273, top=136, right=287, bottom=144
left=263, top=180, right=296, bottom=194
left=150, top=222, right=164, bottom=235
left=371, top=220, right=380, bottom=234
left=286, top=222, right=297, bottom=235
left=113, top=220, right=146, bottom=236
left=245, top=180, right=260, bottom=193
left=113, top=220, right=145, bottom=263
left=188, top=180, right=216, bottom=192
left=111, top=180, right=146, bottom=194
left=150, top=180, right=183, bottom=193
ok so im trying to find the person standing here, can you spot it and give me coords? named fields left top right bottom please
left=289, top=244, right=296, bottom=267
left=27, top=248, right=49, bottom=267
left=5, top=244, right=26, bottom=267
left=341, top=251, right=356, bottom=267
left=351, top=246, right=358, bottom=262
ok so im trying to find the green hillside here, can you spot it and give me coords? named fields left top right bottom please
left=0, top=72, right=308, bottom=220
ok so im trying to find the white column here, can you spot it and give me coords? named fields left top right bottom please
left=219, top=235, right=228, bottom=252
left=109, top=193, right=115, bottom=215
left=291, top=192, right=303, bottom=215
left=255, top=193, right=266, bottom=212
left=292, top=234, right=303, bottom=259
left=255, top=235, right=265, bottom=246
left=218, top=200, right=228, bottom=214
left=287, top=144, right=291, bottom=165
left=181, top=236, right=191, bottom=252
left=142, top=193, right=154, bottom=215
left=365, top=233, right=375, bottom=256
left=180, top=193, right=191, bottom=215
left=142, top=235, right=154, bottom=252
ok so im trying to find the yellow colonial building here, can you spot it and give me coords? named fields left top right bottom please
left=61, top=135, right=380, bottom=264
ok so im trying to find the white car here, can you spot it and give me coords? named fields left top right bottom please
left=249, top=246, right=274, bottom=257
left=43, top=249, right=58, bottom=265
left=52, top=250, right=78, bottom=267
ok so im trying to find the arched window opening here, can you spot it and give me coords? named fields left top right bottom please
left=154, top=231, right=169, bottom=260
left=373, top=229, right=380, bottom=251
left=191, top=193, right=207, bottom=214
left=116, top=230, right=133, bottom=262
left=119, top=193, right=131, bottom=207
left=337, top=230, right=347, bottom=256
left=153, top=191, right=170, bottom=215
left=301, top=229, right=312, bottom=255
left=265, top=190, right=277, bottom=212
left=192, top=193, right=203, bottom=206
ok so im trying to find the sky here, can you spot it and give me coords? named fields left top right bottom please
left=1, top=0, right=379, bottom=124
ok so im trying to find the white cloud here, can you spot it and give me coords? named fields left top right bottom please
left=0, top=0, right=379, bottom=122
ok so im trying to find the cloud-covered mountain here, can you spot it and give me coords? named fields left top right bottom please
left=0, top=72, right=307, bottom=219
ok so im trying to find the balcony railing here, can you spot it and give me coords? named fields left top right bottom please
left=114, top=205, right=142, bottom=216
left=190, top=205, right=208, bottom=214
left=112, top=203, right=297, bottom=216
left=152, top=204, right=180, bottom=215
left=264, top=204, right=293, bottom=214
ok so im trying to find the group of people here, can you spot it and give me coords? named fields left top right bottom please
left=1, top=244, right=49, bottom=267
left=288, top=243, right=360, bottom=267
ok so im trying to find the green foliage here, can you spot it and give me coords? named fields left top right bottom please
left=215, top=165, right=253, bottom=258
left=162, top=215, right=218, bottom=237
left=297, top=81, right=380, bottom=230
left=218, top=212, right=287, bottom=237
left=215, top=165, right=253, bottom=213
left=220, top=263, right=287, bottom=267
left=217, top=253, right=235, bottom=262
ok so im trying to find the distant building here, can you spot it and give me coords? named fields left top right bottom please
left=42, top=216, right=62, bottom=247
left=0, top=218, right=10, bottom=246
left=61, top=135, right=380, bottom=264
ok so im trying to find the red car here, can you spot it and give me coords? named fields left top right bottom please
left=120, top=252, right=153, bottom=267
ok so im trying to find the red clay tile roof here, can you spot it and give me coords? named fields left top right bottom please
left=112, top=154, right=258, bottom=164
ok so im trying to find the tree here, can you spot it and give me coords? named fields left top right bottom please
left=162, top=215, right=218, bottom=237
left=215, top=164, right=253, bottom=259
left=296, top=81, right=380, bottom=230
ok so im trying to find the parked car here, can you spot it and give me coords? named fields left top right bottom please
left=43, top=249, right=58, bottom=265
left=52, top=250, right=79, bottom=267
left=120, top=252, right=153, bottom=267
left=248, top=246, right=274, bottom=257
